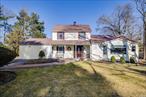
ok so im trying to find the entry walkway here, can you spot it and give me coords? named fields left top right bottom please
left=0, top=59, right=75, bottom=71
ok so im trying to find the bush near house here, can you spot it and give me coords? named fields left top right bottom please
left=111, top=56, right=116, bottom=63
left=120, top=57, right=125, bottom=64
left=0, top=46, right=16, bottom=67
left=130, top=57, right=136, bottom=64
left=39, top=50, right=45, bottom=59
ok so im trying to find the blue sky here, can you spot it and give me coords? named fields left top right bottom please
left=1, top=0, right=133, bottom=37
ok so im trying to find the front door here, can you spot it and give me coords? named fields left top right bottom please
left=77, top=46, right=83, bottom=58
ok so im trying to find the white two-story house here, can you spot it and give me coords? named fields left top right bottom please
left=19, top=22, right=139, bottom=62
left=51, top=23, right=91, bottom=59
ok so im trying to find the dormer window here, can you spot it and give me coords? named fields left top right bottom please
left=79, top=32, right=86, bottom=39
left=57, top=32, right=64, bottom=39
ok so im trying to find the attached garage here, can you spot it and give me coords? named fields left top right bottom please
left=19, top=38, right=52, bottom=59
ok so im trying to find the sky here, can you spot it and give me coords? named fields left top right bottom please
left=1, top=0, right=134, bottom=38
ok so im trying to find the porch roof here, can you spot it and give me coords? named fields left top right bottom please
left=20, top=38, right=90, bottom=45
left=51, top=40, right=90, bottom=45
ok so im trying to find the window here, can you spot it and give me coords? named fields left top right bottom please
left=132, top=46, right=136, bottom=52
left=57, top=32, right=64, bottom=39
left=79, top=32, right=86, bottom=39
left=57, top=46, right=64, bottom=53
left=103, top=45, right=107, bottom=55
left=110, top=45, right=126, bottom=54
left=57, top=46, right=64, bottom=58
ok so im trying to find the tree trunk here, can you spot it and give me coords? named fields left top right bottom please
left=144, top=21, right=146, bottom=60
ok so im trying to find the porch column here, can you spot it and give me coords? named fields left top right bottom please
left=64, top=45, right=66, bottom=58
left=74, top=45, right=77, bottom=59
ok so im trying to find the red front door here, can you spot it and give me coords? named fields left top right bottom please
left=77, top=46, right=83, bottom=58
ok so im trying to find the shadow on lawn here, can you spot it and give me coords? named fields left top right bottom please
left=126, top=67, right=146, bottom=76
left=0, top=71, right=16, bottom=85
left=69, top=62, right=121, bottom=97
left=0, top=63, right=121, bottom=97
left=89, top=62, right=143, bottom=76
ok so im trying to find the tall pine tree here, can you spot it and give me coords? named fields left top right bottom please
left=5, top=9, right=46, bottom=54
left=29, top=12, right=46, bottom=38
left=16, top=9, right=30, bottom=39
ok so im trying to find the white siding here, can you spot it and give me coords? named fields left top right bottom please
left=106, top=39, right=128, bottom=61
left=90, top=38, right=139, bottom=62
left=84, top=45, right=90, bottom=59
left=52, top=45, right=74, bottom=58
left=52, top=45, right=90, bottom=59
left=52, top=45, right=57, bottom=58
left=86, top=33, right=91, bottom=40
left=52, top=32, right=91, bottom=40
left=64, top=45, right=74, bottom=58
left=52, top=32, right=57, bottom=40
left=65, top=32, right=91, bottom=40
left=127, top=42, right=139, bottom=62
left=107, top=39, right=139, bottom=62
left=65, top=32, right=78, bottom=40
left=90, top=43, right=103, bottom=61
left=19, top=45, right=52, bottom=59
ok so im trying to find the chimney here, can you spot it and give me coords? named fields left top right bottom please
left=73, top=21, right=76, bottom=25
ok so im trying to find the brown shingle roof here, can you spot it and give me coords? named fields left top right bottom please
left=20, top=35, right=136, bottom=45
left=51, top=40, right=90, bottom=45
left=91, top=35, right=136, bottom=42
left=52, top=25, right=91, bottom=32
left=91, top=35, right=114, bottom=42
left=20, top=38, right=52, bottom=45
left=20, top=38, right=90, bottom=45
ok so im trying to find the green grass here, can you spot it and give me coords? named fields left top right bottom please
left=0, top=63, right=119, bottom=97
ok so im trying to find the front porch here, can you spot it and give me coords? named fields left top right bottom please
left=52, top=45, right=90, bottom=60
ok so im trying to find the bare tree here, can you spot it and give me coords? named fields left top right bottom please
left=97, top=4, right=140, bottom=40
left=134, top=0, right=146, bottom=59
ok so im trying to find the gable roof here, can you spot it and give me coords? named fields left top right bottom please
left=91, top=35, right=136, bottom=43
left=52, top=24, right=91, bottom=32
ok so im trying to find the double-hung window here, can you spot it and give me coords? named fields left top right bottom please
left=79, top=32, right=86, bottom=39
left=57, top=32, right=64, bottom=40
left=57, top=46, right=64, bottom=53
left=57, top=45, right=64, bottom=58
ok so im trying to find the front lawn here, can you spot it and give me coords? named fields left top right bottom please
left=75, top=61, right=146, bottom=97
left=1, top=61, right=146, bottom=97
left=0, top=63, right=119, bottom=97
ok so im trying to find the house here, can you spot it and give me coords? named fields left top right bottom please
left=19, top=22, right=139, bottom=62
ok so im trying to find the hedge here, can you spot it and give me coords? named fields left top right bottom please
left=0, top=47, right=16, bottom=67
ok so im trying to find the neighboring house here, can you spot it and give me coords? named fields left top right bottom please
left=19, top=22, right=139, bottom=62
